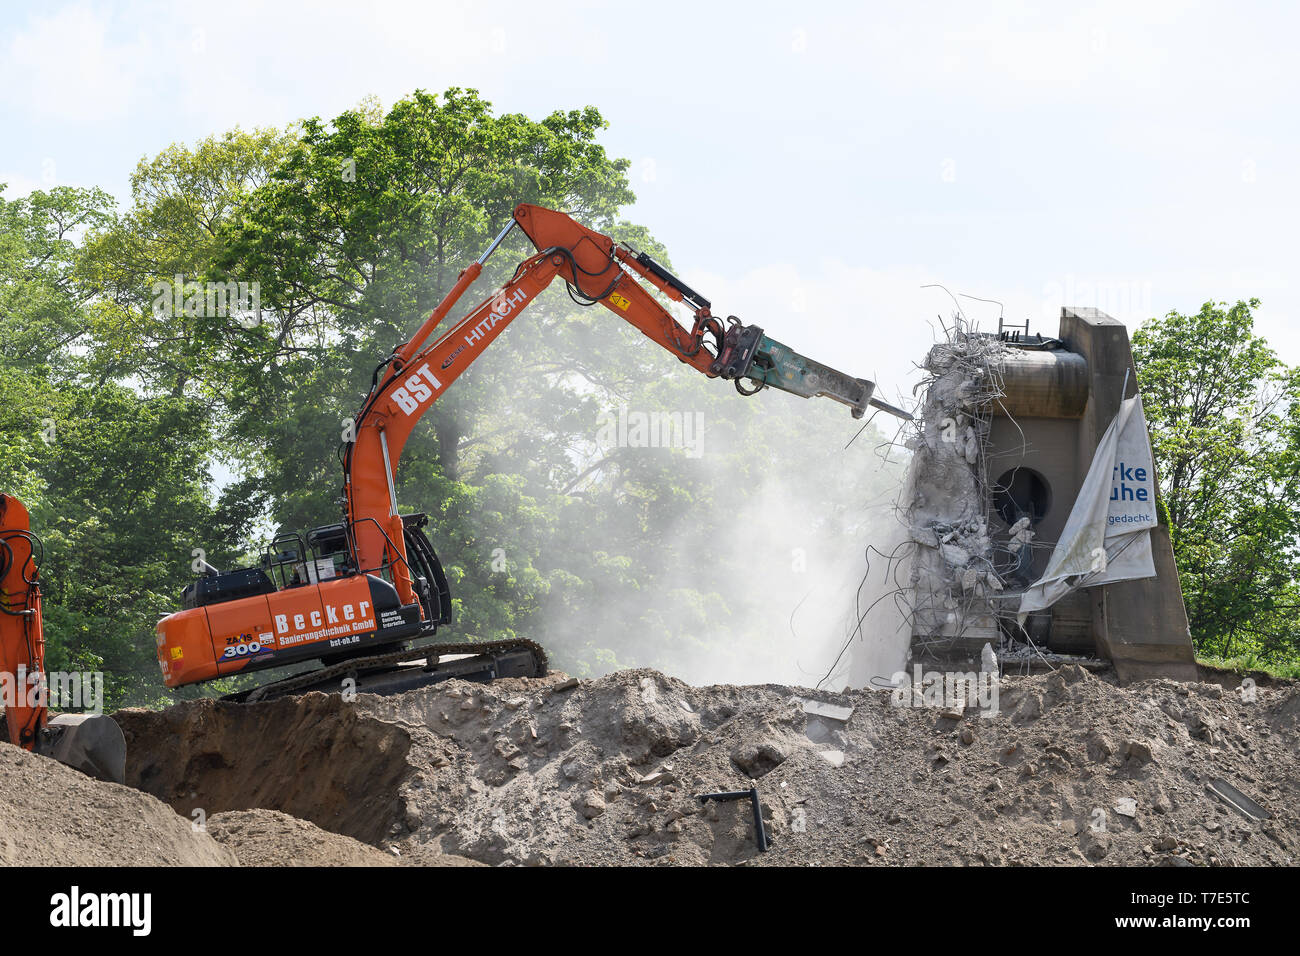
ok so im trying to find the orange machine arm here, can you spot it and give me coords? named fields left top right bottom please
left=343, top=203, right=905, bottom=608
left=0, top=497, right=126, bottom=779
left=0, top=494, right=46, bottom=750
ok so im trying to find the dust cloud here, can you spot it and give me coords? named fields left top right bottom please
left=550, top=399, right=915, bottom=691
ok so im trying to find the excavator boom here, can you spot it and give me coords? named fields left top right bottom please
left=345, top=203, right=908, bottom=606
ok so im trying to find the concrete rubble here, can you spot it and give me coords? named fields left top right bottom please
left=2, top=662, right=1288, bottom=867
left=904, top=321, right=1016, bottom=661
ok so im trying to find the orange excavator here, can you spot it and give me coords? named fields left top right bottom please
left=0, top=494, right=127, bottom=781
left=155, top=203, right=910, bottom=701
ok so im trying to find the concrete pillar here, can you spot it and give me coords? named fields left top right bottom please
left=1058, top=307, right=1199, bottom=682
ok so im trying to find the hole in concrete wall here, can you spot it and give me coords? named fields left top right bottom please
left=993, top=467, right=1052, bottom=527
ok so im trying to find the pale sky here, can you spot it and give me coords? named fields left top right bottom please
left=3, top=0, right=1297, bottom=400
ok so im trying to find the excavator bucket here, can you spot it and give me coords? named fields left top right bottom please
left=42, top=713, right=128, bottom=785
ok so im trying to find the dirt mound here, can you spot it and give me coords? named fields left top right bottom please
left=206, top=809, right=483, bottom=866
left=113, top=665, right=1299, bottom=867
left=355, top=666, right=1299, bottom=866
left=0, top=742, right=235, bottom=866
left=354, top=669, right=813, bottom=865
left=115, top=694, right=412, bottom=845
left=208, top=809, right=397, bottom=866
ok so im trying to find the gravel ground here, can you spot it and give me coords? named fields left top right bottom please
left=351, top=665, right=1299, bottom=866
left=20, top=662, right=1291, bottom=867
left=0, top=742, right=234, bottom=866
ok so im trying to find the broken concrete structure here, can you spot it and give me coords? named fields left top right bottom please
left=906, top=307, right=1197, bottom=682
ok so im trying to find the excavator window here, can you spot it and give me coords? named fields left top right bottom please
left=263, top=533, right=310, bottom=589
left=181, top=567, right=277, bottom=610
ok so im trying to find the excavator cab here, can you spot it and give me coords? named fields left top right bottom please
left=156, top=515, right=442, bottom=689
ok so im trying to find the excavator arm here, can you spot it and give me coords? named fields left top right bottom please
left=344, top=203, right=909, bottom=609
left=0, top=494, right=125, bottom=781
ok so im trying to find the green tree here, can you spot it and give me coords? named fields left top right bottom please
left=35, top=385, right=240, bottom=707
left=78, top=126, right=296, bottom=403
left=0, top=184, right=114, bottom=372
left=213, top=88, right=643, bottom=642
left=1, top=177, right=267, bottom=708
left=0, top=185, right=115, bottom=501
left=1133, top=298, right=1300, bottom=663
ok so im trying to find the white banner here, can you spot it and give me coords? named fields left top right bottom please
left=1018, top=395, right=1158, bottom=617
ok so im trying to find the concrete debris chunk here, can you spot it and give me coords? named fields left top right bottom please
left=798, top=698, right=855, bottom=723
left=637, top=770, right=675, bottom=787
left=1125, top=739, right=1155, bottom=763
left=578, top=790, right=606, bottom=819
left=819, top=749, right=846, bottom=767
left=940, top=543, right=971, bottom=567
left=730, top=740, right=789, bottom=779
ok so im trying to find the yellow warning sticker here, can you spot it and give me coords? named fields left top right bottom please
left=170, top=646, right=183, bottom=660
left=609, top=292, right=632, bottom=311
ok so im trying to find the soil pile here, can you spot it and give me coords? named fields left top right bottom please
left=113, top=664, right=1298, bottom=866
left=361, top=666, right=1299, bottom=866
left=203, top=808, right=482, bottom=866
left=0, top=742, right=235, bottom=866
left=206, top=809, right=398, bottom=866
left=114, top=693, right=411, bottom=844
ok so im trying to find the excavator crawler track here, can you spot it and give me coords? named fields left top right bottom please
left=222, top=638, right=549, bottom=704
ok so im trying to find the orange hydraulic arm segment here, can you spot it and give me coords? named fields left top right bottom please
left=344, top=247, right=564, bottom=605
left=0, top=496, right=128, bottom=780
left=511, top=203, right=719, bottom=377
left=343, top=203, right=909, bottom=608
left=0, top=494, right=45, bottom=750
